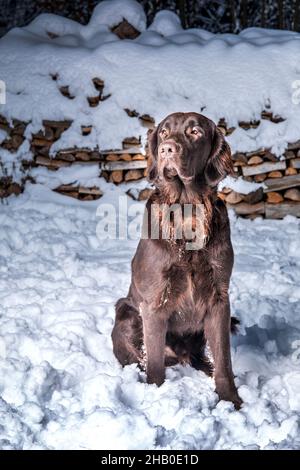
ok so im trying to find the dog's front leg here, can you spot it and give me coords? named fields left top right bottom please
left=141, top=301, right=167, bottom=386
left=204, top=294, right=242, bottom=409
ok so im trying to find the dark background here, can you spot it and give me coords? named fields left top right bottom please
left=1, top=0, right=300, bottom=37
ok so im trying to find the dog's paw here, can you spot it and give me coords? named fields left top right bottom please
left=217, top=388, right=243, bottom=410
left=215, top=379, right=243, bottom=410
left=146, top=372, right=165, bottom=387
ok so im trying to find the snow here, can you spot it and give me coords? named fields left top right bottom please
left=149, top=11, right=182, bottom=36
left=88, top=0, right=146, bottom=32
left=25, top=0, right=146, bottom=41
left=2, top=0, right=300, bottom=176
left=1, top=0, right=300, bottom=450
left=0, top=181, right=299, bottom=450
left=0, top=129, right=7, bottom=144
left=219, top=176, right=264, bottom=194
left=1, top=1, right=300, bottom=201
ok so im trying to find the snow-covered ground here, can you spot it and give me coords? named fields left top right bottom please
left=0, top=183, right=299, bottom=450
left=1, top=0, right=300, bottom=450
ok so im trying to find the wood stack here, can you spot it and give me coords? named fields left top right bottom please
left=100, top=143, right=147, bottom=184
left=126, top=187, right=153, bottom=201
left=50, top=75, right=111, bottom=108
left=217, top=110, right=285, bottom=137
left=30, top=120, right=72, bottom=165
left=124, top=109, right=156, bottom=129
left=0, top=112, right=148, bottom=200
left=28, top=116, right=147, bottom=182
left=0, top=176, right=23, bottom=198
left=54, top=184, right=103, bottom=201
left=1, top=108, right=300, bottom=218
left=0, top=115, right=26, bottom=152
left=87, top=78, right=111, bottom=107
left=125, top=111, right=299, bottom=218
left=215, top=114, right=300, bottom=218
left=111, top=19, right=141, bottom=40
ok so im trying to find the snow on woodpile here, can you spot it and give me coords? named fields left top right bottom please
left=0, top=0, right=300, bottom=217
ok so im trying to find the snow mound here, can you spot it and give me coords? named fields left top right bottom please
left=25, top=0, right=146, bottom=40
left=149, top=10, right=182, bottom=36
left=0, top=185, right=299, bottom=449
left=219, top=176, right=264, bottom=194
left=1, top=0, right=300, bottom=168
left=89, top=0, right=146, bottom=32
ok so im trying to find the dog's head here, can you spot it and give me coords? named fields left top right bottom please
left=147, top=112, right=233, bottom=194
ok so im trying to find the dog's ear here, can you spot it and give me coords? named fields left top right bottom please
left=204, top=127, right=234, bottom=187
left=146, top=127, right=159, bottom=183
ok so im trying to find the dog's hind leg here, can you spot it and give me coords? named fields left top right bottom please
left=111, top=298, right=143, bottom=366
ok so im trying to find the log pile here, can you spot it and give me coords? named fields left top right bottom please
left=30, top=123, right=147, bottom=185
left=100, top=147, right=147, bottom=184
left=125, top=113, right=300, bottom=218
left=31, top=121, right=147, bottom=182
left=219, top=154, right=300, bottom=218
left=1, top=109, right=300, bottom=218
left=50, top=75, right=111, bottom=107
left=0, top=176, right=23, bottom=198
left=0, top=113, right=148, bottom=201
left=111, top=19, right=141, bottom=40
left=54, top=184, right=103, bottom=201
left=0, top=115, right=26, bottom=152
left=215, top=115, right=300, bottom=219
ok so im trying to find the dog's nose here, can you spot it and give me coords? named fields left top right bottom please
left=159, top=141, right=181, bottom=157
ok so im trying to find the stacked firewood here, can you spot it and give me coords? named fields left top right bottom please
left=100, top=149, right=147, bottom=184
left=215, top=114, right=300, bottom=218
left=30, top=122, right=147, bottom=186
left=1, top=109, right=300, bottom=218
left=0, top=114, right=148, bottom=199
left=0, top=114, right=26, bottom=152
left=54, top=184, right=103, bottom=201
left=50, top=76, right=111, bottom=108
left=0, top=115, right=27, bottom=196
left=0, top=176, right=23, bottom=198
left=220, top=148, right=300, bottom=219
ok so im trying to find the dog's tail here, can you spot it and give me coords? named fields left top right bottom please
left=112, top=298, right=143, bottom=366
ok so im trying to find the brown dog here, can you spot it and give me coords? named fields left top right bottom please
left=112, top=112, right=242, bottom=409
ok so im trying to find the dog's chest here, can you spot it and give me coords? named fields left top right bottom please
left=165, top=252, right=213, bottom=333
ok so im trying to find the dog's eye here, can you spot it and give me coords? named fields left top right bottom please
left=186, top=126, right=202, bottom=137
left=160, top=128, right=168, bottom=138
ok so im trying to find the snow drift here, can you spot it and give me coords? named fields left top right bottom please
left=0, top=0, right=300, bottom=450
left=0, top=184, right=299, bottom=449
left=1, top=0, right=300, bottom=158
